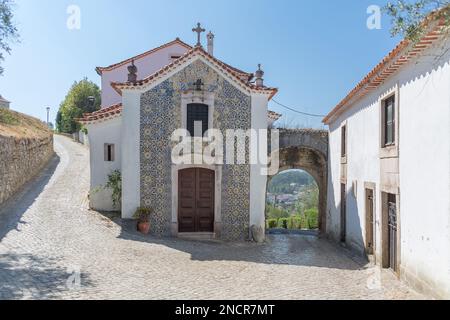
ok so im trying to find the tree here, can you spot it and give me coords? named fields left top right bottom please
left=0, top=0, right=19, bottom=75
left=55, top=110, right=62, bottom=133
left=384, top=0, right=450, bottom=41
left=58, top=78, right=101, bottom=133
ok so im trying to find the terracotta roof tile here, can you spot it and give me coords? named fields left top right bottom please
left=76, top=103, right=122, bottom=124
left=268, top=110, right=282, bottom=121
left=78, top=103, right=280, bottom=125
left=111, top=46, right=278, bottom=100
left=323, top=6, right=449, bottom=124
left=95, top=38, right=253, bottom=81
left=95, top=38, right=192, bottom=75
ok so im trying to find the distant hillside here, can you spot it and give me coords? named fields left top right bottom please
left=268, top=170, right=316, bottom=194
left=0, top=109, right=51, bottom=139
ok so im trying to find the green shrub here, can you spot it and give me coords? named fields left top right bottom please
left=105, top=170, right=122, bottom=210
left=266, top=219, right=278, bottom=229
left=298, top=214, right=306, bottom=229
left=305, top=208, right=319, bottom=229
left=133, top=207, right=153, bottom=222
left=266, top=204, right=290, bottom=220
left=288, top=216, right=302, bottom=230
left=278, top=218, right=289, bottom=229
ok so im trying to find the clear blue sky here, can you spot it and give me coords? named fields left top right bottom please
left=0, top=0, right=402, bottom=128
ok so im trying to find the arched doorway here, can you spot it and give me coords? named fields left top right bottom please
left=266, top=169, right=320, bottom=233
left=267, top=146, right=328, bottom=234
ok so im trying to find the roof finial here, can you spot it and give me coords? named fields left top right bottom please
left=192, top=23, right=206, bottom=47
left=127, top=59, right=138, bottom=83
left=255, top=64, right=264, bottom=87
left=207, top=31, right=215, bottom=56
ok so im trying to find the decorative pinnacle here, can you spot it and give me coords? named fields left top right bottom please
left=128, top=59, right=138, bottom=83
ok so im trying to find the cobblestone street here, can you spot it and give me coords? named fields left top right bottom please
left=0, top=135, right=424, bottom=300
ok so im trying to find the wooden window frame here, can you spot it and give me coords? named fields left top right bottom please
left=340, top=123, right=348, bottom=164
left=379, top=86, right=399, bottom=159
left=383, top=96, right=396, bottom=147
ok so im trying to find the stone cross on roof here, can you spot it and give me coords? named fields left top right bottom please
left=192, top=23, right=205, bottom=47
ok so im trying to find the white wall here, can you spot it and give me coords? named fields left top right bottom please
left=86, top=117, right=122, bottom=211
left=327, top=37, right=450, bottom=298
left=397, top=38, right=450, bottom=298
left=100, top=43, right=189, bottom=107
left=327, top=91, right=382, bottom=250
left=249, top=93, right=270, bottom=233
left=121, top=91, right=141, bottom=219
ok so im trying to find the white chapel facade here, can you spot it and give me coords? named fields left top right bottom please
left=79, top=28, right=280, bottom=241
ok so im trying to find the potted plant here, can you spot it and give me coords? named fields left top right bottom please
left=133, top=207, right=152, bottom=234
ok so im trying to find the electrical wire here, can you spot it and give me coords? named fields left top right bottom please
left=271, top=99, right=326, bottom=118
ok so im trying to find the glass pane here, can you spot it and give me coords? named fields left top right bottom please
left=384, top=96, right=395, bottom=145
left=386, top=104, right=393, bottom=122
left=341, top=126, right=346, bottom=157
left=386, top=123, right=393, bottom=144
left=187, top=104, right=209, bottom=137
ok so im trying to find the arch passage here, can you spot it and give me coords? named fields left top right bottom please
left=269, top=146, right=328, bottom=233
left=178, top=168, right=215, bottom=233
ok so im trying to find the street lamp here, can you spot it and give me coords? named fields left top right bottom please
left=46, top=106, right=50, bottom=124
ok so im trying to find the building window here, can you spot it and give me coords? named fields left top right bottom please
left=187, top=103, right=209, bottom=137
left=170, top=55, right=181, bottom=61
left=104, top=144, right=115, bottom=162
left=341, top=125, right=347, bottom=158
left=383, top=95, right=395, bottom=147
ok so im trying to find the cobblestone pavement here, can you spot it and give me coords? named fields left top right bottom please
left=0, top=135, right=425, bottom=300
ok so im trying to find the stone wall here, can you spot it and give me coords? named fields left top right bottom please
left=0, top=134, right=54, bottom=206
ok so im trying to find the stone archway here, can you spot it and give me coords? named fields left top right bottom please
left=267, top=129, right=328, bottom=234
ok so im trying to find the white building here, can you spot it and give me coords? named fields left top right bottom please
left=79, top=29, right=281, bottom=241
left=323, top=13, right=450, bottom=298
left=0, top=95, right=10, bottom=109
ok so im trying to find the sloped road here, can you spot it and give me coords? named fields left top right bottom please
left=0, top=135, right=424, bottom=300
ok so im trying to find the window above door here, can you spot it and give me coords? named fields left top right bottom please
left=187, top=103, right=209, bottom=137
left=181, top=91, right=215, bottom=140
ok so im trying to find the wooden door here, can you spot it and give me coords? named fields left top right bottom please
left=178, top=168, right=214, bottom=233
left=340, top=183, right=347, bottom=243
left=365, top=189, right=375, bottom=255
left=387, top=194, right=397, bottom=272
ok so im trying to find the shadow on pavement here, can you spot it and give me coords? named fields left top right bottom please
left=96, top=212, right=366, bottom=271
left=0, top=252, right=93, bottom=300
left=0, top=154, right=60, bottom=242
